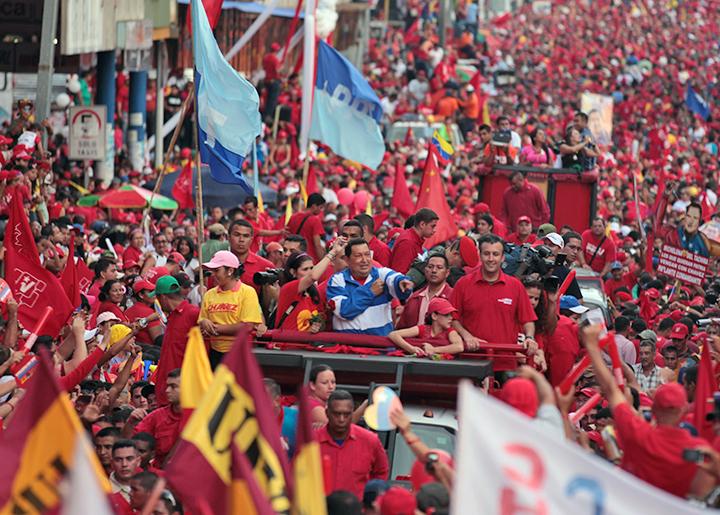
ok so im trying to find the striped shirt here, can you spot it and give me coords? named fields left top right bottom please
left=327, top=267, right=412, bottom=335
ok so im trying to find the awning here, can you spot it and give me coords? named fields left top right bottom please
left=176, top=0, right=304, bottom=19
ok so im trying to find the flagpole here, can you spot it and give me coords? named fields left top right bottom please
left=144, top=89, right=194, bottom=223
left=190, top=0, right=206, bottom=294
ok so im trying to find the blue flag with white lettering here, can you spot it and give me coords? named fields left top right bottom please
left=686, top=84, right=711, bottom=121
left=191, top=0, right=261, bottom=191
left=310, top=41, right=385, bottom=169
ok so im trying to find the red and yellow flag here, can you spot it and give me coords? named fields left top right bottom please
left=167, top=327, right=292, bottom=515
left=291, top=387, right=327, bottom=515
left=0, top=351, right=110, bottom=514
left=179, top=327, right=213, bottom=427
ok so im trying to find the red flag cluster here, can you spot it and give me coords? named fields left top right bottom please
left=4, top=193, right=73, bottom=337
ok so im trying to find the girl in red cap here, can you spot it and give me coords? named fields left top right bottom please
left=388, top=297, right=464, bottom=358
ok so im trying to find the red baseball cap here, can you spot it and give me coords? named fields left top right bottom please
left=0, top=135, right=13, bottom=145
left=379, top=487, right=417, bottom=515
left=427, top=297, right=458, bottom=317
left=266, top=241, right=282, bottom=253
left=123, top=259, right=140, bottom=271
left=500, top=378, right=538, bottom=418
left=670, top=323, right=689, bottom=339
left=133, top=279, right=155, bottom=294
left=653, top=382, right=687, bottom=410
left=517, top=215, right=531, bottom=224
left=168, top=251, right=186, bottom=266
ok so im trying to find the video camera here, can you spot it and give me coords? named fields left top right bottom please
left=502, top=243, right=553, bottom=278
left=253, top=268, right=283, bottom=286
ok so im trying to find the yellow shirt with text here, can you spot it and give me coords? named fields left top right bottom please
left=199, top=282, right=262, bottom=352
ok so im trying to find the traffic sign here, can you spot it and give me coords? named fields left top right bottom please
left=69, top=106, right=106, bottom=160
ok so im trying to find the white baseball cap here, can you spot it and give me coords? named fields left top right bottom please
left=544, top=232, right=565, bottom=249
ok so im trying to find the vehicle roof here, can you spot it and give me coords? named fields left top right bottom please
left=403, top=403, right=458, bottom=431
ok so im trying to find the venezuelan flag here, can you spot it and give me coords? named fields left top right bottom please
left=431, top=129, right=454, bottom=164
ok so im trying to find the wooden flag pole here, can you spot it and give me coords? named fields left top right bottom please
left=144, top=88, right=194, bottom=223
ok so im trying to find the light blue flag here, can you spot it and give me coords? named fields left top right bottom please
left=310, top=40, right=385, bottom=170
left=191, top=0, right=261, bottom=192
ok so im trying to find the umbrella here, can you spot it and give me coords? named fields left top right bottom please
left=80, top=185, right=178, bottom=210
left=77, top=194, right=101, bottom=207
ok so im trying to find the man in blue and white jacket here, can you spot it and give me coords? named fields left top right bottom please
left=327, top=238, right=414, bottom=335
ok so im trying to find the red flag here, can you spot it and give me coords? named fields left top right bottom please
left=60, top=235, right=80, bottom=307
left=280, top=0, right=303, bottom=65
left=403, top=19, right=420, bottom=46
left=186, top=0, right=224, bottom=35
left=694, top=341, right=718, bottom=441
left=306, top=164, right=319, bottom=196
left=415, top=148, right=458, bottom=247
left=4, top=193, right=73, bottom=338
left=172, top=161, right=195, bottom=210
left=166, top=327, right=292, bottom=514
left=403, top=127, right=414, bottom=146
left=392, top=162, right=414, bottom=218
left=76, top=258, right=94, bottom=295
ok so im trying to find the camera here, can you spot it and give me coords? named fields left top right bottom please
left=253, top=268, right=283, bottom=286
left=503, top=243, right=552, bottom=277
left=491, top=130, right=512, bottom=146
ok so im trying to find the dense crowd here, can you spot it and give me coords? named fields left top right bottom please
left=3, top=0, right=720, bottom=512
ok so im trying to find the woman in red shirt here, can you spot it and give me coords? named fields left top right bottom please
left=388, top=298, right=464, bottom=357
left=97, top=280, right=129, bottom=322
left=275, top=238, right=346, bottom=332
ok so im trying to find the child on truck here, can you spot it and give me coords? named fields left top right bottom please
left=388, top=298, right=464, bottom=358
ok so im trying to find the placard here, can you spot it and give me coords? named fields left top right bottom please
left=656, top=244, right=709, bottom=286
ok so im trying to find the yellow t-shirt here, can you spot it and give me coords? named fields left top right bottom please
left=199, top=282, right=263, bottom=352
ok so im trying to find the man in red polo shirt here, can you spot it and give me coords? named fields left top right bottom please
left=390, top=208, right=439, bottom=274
left=126, top=368, right=182, bottom=468
left=580, top=217, right=616, bottom=276
left=151, top=276, right=200, bottom=406
left=450, top=234, right=537, bottom=356
left=583, top=325, right=715, bottom=498
left=505, top=215, right=537, bottom=245
left=317, top=390, right=388, bottom=499
left=286, top=192, right=326, bottom=262
left=229, top=219, right=274, bottom=295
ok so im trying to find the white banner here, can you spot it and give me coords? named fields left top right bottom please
left=452, top=382, right=706, bottom=514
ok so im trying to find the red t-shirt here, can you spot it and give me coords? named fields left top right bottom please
left=417, top=325, right=457, bottom=345
left=124, top=302, right=162, bottom=345
left=155, top=300, right=200, bottom=406
left=390, top=228, right=424, bottom=274
left=613, top=403, right=707, bottom=498
left=275, top=279, right=325, bottom=331
left=581, top=230, right=616, bottom=274
left=368, top=237, right=391, bottom=267
left=287, top=211, right=324, bottom=262
left=505, top=232, right=537, bottom=245
left=544, top=315, right=580, bottom=387
left=123, top=245, right=143, bottom=267
left=134, top=405, right=182, bottom=467
left=97, top=302, right=128, bottom=322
